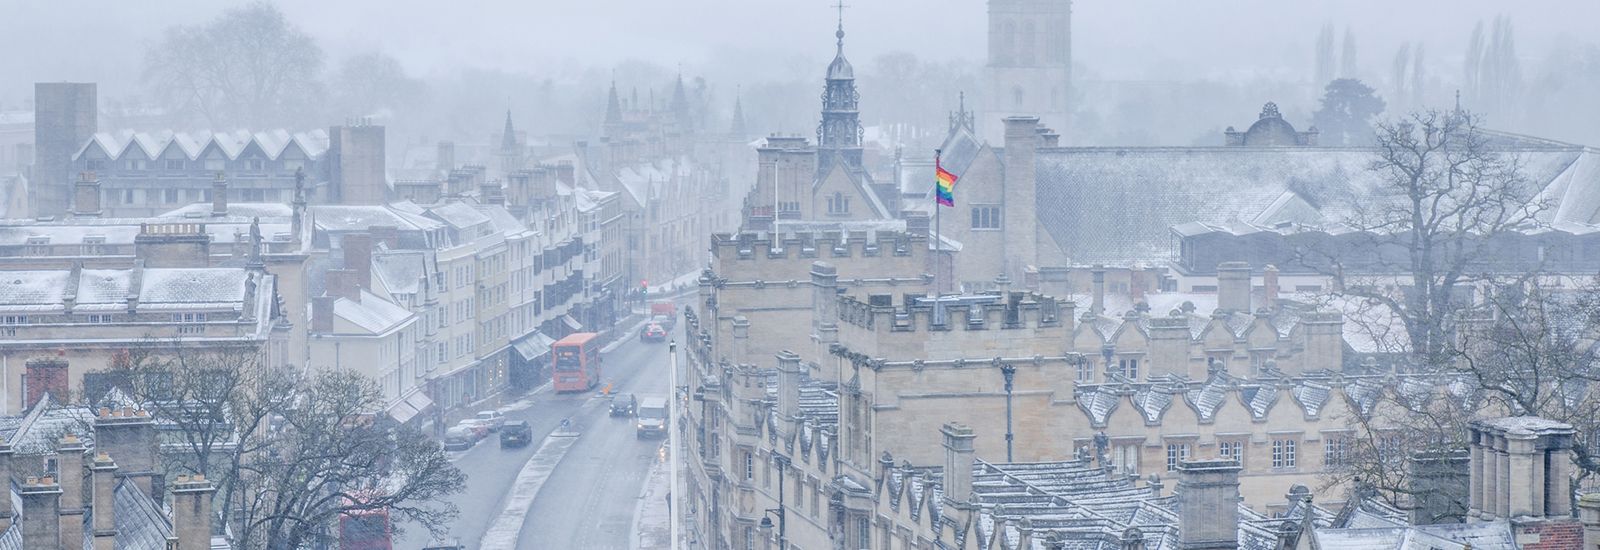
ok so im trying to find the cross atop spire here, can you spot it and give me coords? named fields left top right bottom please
left=833, top=1, right=849, bottom=50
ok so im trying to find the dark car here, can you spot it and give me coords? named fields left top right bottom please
left=609, top=393, right=637, bottom=417
left=640, top=323, right=667, bottom=342
left=499, top=420, right=532, bottom=448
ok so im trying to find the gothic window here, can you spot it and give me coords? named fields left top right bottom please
left=827, top=192, right=850, bottom=215
left=1272, top=438, right=1298, bottom=469
left=1020, top=21, right=1036, bottom=65
left=857, top=516, right=872, bottom=549
left=1165, top=442, right=1191, bottom=471
left=743, top=450, right=753, bottom=480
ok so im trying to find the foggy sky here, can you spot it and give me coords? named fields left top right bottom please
left=4, top=1, right=1598, bottom=109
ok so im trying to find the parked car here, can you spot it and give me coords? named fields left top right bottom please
left=609, top=393, right=637, bottom=417
left=474, top=410, right=506, bottom=432
left=499, top=420, right=532, bottom=448
left=640, top=323, right=667, bottom=343
left=443, top=426, right=476, bottom=451
left=422, top=539, right=466, bottom=550
left=453, top=419, right=489, bottom=440
left=636, top=396, right=668, bottom=438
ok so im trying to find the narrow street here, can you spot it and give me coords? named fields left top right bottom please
left=393, top=313, right=677, bottom=550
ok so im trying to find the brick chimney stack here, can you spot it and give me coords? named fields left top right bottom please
left=1262, top=265, right=1279, bottom=310
left=93, top=408, right=158, bottom=500
left=170, top=474, right=216, bottom=550
left=89, top=452, right=117, bottom=550
left=19, top=476, right=62, bottom=549
left=312, top=295, right=337, bottom=333
left=56, top=435, right=88, bottom=550
left=0, top=440, right=12, bottom=532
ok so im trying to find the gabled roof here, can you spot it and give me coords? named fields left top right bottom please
left=73, top=129, right=331, bottom=163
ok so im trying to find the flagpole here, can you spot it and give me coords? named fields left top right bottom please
left=934, top=148, right=942, bottom=296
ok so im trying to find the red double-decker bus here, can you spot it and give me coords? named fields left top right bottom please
left=552, top=332, right=601, bottom=392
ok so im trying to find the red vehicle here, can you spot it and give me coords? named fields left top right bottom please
left=339, top=497, right=392, bottom=550
left=650, top=301, right=677, bottom=317
left=553, top=332, right=602, bottom=392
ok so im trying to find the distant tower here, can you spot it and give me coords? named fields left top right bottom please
left=32, top=82, right=97, bottom=218
left=729, top=91, right=748, bottom=140
left=603, top=81, right=624, bottom=139
left=817, top=7, right=863, bottom=179
left=981, top=0, right=1072, bottom=142
left=498, top=110, right=523, bottom=175
left=670, top=74, right=694, bottom=135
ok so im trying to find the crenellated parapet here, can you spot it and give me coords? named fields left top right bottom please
left=711, top=227, right=926, bottom=264
left=835, top=291, right=1069, bottom=333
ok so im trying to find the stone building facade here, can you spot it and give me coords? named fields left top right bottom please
left=980, top=0, right=1072, bottom=143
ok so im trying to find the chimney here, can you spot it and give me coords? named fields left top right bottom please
left=0, top=440, right=12, bottom=532
left=170, top=474, right=216, bottom=550
left=1001, top=117, right=1040, bottom=278
left=436, top=140, right=456, bottom=172
left=1582, top=493, right=1600, bottom=549
left=341, top=233, right=373, bottom=293
left=1468, top=417, right=1576, bottom=521
left=312, top=295, right=336, bottom=333
left=134, top=223, right=211, bottom=268
left=1176, top=458, right=1241, bottom=550
left=19, top=476, right=62, bottom=549
left=1130, top=266, right=1147, bottom=306
left=24, top=357, right=69, bottom=407
left=776, top=350, right=802, bottom=422
left=1216, top=262, right=1251, bottom=313
left=941, top=422, right=977, bottom=507
left=210, top=172, right=228, bottom=216
left=1090, top=266, right=1106, bottom=315
left=481, top=181, right=506, bottom=205
left=326, top=268, right=361, bottom=302
left=1262, top=265, right=1279, bottom=310
left=93, top=408, right=158, bottom=500
left=89, top=452, right=117, bottom=550
left=73, top=171, right=102, bottom=218
left=554, top=161, right=575, bottom=186
left=57, top=435, right=87, bottom=549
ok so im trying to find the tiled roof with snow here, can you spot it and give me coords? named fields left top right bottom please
left=333, top=290, right=415, bottom=335
left=75, top=129, right=330, bottom=162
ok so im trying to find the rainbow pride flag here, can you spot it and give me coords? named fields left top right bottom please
left=935, top=158, right=958, bottom=207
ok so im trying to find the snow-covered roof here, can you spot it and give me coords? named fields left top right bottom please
left=333, top=290, right=415, bottom=335
left=0, top=267, right=257, bottom=313
left=75, top=129, right=330, bottom=162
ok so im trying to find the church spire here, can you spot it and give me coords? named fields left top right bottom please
left=605, top=81, right=623, bottom=126
left=729, top=89, right=747, bottom=139
left=671, top=73, right=693, bottom=134
left=500, top=109, right=517, bottom=152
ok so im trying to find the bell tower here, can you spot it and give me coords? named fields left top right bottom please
left=981, top=0, right=1072, bottom=142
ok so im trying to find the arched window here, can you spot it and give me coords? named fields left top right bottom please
left=1013, top=87, right=1026, bottom=109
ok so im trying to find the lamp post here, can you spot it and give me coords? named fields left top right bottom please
left=759, top=453, right=790, bottom=549
left=1000, top=362, right=1016, bottom=462
left=669, top=339, right=682, bottom=550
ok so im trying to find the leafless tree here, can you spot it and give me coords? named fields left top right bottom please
left=142, top=1, right=325, bottom=128
left=98, top=343, right=462, bottom=549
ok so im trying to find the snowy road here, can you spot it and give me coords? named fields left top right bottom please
left=392, top=317, right=676, bottom=549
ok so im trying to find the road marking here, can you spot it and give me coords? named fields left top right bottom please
left=478, top=431, right=580, bottom=550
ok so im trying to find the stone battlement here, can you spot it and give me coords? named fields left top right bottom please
left=836, top=291, right=1068, bottom=333
left=712, top=228, right=926, bottom=263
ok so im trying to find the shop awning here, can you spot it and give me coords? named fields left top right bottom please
left=561, top=314, right=583, bottom=332
left=512, top=331, right=556, bottom=361
left=386, top=389, right=435, bottom=424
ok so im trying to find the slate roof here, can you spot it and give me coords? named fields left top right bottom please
left=0, top=267, right=259, bottom=313
left=332, top=290, right=415, bottom=335
left=76, top=129, right=330, bottom=162
left=310, top=205, right=444, bottom=233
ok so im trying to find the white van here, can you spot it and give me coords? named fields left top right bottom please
left=636, top=396, right=668, bottom=438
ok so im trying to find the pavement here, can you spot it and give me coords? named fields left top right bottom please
left=630, top=450, right=673, bottom=550
left=392, top=308, right=679, bottom=550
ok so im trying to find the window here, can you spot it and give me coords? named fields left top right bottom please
left=743, top=526, right=754, bottom=550
left=86, top=314, right=115, bottom=324
left=826, top=192, right=850, bottom=215
left=1219, top=440, right=1244, bottom=465
left=1112, top=443, right=1139, bottom=475
left=1324, top=436, right=1349, bottom=468
left=1119, top=358, right=1140, bottom=381
left=1272, top=438, right=1297, bottom=469
left=1075, top=359, right=1093, bottom=382
left=0, top=315, right=29, bottom=325
left=970, top=205, right=1001, bottom=229
left=436, top=343, right=447, bottom=364
left=743, top=450, right=753, bottom=481
left=85, top=159, right=106, bottom=171
left=174, top=312, right=208, bottom=334
left=163, top=188, right=179, bottom=203
left=857, top=516, right=872, bottom=550
left=247, top=159, right=265, bottom=171
left=165, top=159, right=185, bottom=170
left=1165, top=442, right=1191, bottom=472
left=777, top=200, right=800, bottom=213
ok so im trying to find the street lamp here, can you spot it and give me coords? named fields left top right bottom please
left=759, top=453, right=790, bottom=549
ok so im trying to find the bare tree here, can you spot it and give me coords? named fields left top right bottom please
left=1327, top=109, right=1542, bottom=370
left=142, top=1, right=325, bottom=128
left=98, top=344, right=462, bottom=549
